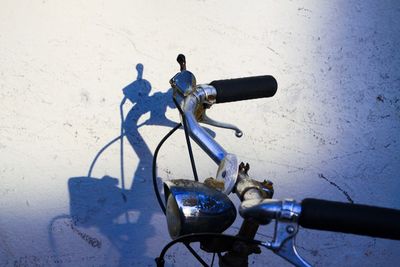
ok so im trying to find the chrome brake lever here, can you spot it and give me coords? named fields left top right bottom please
left=201, top=112, right=243, bottom=137
left=195, top=84, right=243, bottom=138
left=262, top=220, right=312, bottom=267
left=240, top=199, right=312, bottom=267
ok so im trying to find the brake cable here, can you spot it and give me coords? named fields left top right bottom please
left=152, top=93, right=202, bottom=214
left=172, top=95, right=199, bottom=182
left=152, top=122, right=181, bottom=214
left=152, top=93, right=212, bottom=265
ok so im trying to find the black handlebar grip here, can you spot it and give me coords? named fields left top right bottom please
left=210, top=75, right=277, bottom=103
left=299, top=198, right=400, bottom=240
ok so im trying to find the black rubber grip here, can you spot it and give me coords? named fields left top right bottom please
left=299, top=198, right=400, bottom=240
left=210, top=75, right=277, bottom=103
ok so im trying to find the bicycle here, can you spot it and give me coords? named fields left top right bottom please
left=152, top=55, right=400, bottom=267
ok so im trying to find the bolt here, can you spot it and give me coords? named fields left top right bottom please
left=245, top=163, right=250, bottom=172
left=207, top=95, right=216, bottom=101
left=239, top=162, right=245, bottom=170
left=263, top=180, right=273, bottom=186
left=286, top=225, right=295, bottom=234
left=262, top=180, right=274, bottom=190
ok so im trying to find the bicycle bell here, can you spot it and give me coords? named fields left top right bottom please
left=164, top=179, right=237, bottom=239
left=169, top=54, right=196, bottom=97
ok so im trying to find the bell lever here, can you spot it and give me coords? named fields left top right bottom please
left=177, top=54, right=186, bottom=71
left=170, top=54, right=196, bottom=97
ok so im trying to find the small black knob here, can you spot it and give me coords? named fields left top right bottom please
left=177, top=54, right=186, bottom=71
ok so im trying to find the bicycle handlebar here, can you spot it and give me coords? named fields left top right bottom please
left=160, top=55, right=400, bottom=267
left=299, top=198, right=400, bottom=240
left=210, top=75, right=277, bottom=103
left=241, top=198, right=400, bottom=240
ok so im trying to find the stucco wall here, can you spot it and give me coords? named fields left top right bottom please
left=1, top=1, right=399, bottom=266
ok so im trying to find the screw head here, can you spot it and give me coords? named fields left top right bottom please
left=221, top=170, right=226, bottom=178
left=286, top=225, right=295, bottom=234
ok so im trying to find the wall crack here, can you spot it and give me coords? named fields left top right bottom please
left=318, top=173, right=354, bottom=203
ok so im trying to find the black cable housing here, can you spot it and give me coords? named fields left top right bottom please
left=172, top=96, right=199, bottom=182
left=152, top=93, right=209, bottom=265
left=152, top=123, right=181, bottom=214
left=151, top=94, right=202, bottom=213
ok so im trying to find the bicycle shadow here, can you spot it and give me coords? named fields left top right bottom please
left=49, top=63, right=217, bottom=265
left=49, top=64, right=177, bottom=266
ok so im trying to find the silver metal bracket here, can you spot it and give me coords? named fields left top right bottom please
left=262, top=199, right=311, bottom=267
left=240, top=199, right=312, bottom=267
left=215, top=153, right=239, bottom=194
left=170, top=70, right=196, bottom=97
left=263, top=220, right=312, bottom=267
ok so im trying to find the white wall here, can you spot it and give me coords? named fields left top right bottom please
left=1, top=1, right=399, bottom=266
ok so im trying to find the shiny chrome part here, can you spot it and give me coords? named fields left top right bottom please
left=239, top=199, right=282, bottom=224
left=181, top=85, right=227, bottom=164
left=241, top=199, right=311, bottom=267
left=262, top=221, right=312, bottom=267
left=197, top=84, right=217, bottom=106
left=239, top=199, right=301, bottom=224
left=273, top=221, right=311, bottom=267
left=215, top=153, right=239, bottom=194
left=164, top=179, right=237, bottom=239
left=197, top=84, right=242, bottom=137
left=166, top=193, right=181, bottom=238
left=174, top=80, right=239, bottom=194
left=201, top=113, right=243, bottom=137
left=170, top=70, right=197, bottom=97
left=281, top=199, right=302, bottom=221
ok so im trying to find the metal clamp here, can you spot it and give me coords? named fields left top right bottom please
left=240, top=199, right=312, bottom=267
left=263, top=220, right=311, bottom=267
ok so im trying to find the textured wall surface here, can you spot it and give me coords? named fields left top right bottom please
left=1, top=1, right=399, bottom=266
